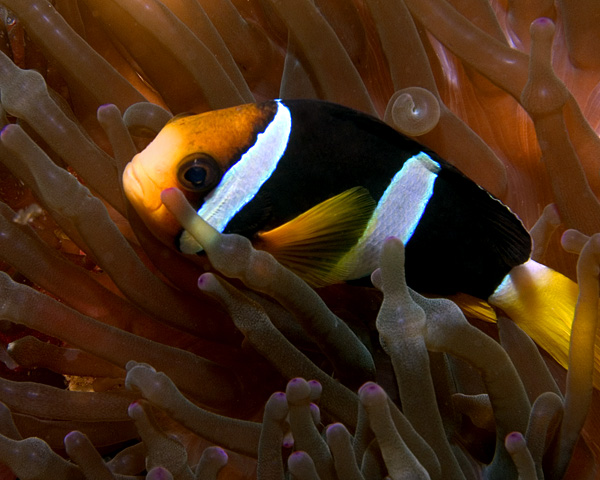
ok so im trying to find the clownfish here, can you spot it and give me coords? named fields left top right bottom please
left=123, top=99, right=583, bottom=379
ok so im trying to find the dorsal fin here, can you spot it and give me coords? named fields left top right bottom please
left=256, top=187, right=376, bottom=287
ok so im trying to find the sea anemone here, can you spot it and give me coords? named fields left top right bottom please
left=0, top=0, right=598, bottom=478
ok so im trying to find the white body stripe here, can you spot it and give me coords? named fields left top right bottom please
left=344, top=152, right=440, bottom=279
left=179, top=101, right=292, bottom=253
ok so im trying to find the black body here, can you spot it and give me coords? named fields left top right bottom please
left=225, top=100, right=531, bottom=299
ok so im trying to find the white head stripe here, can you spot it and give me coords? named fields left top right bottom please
left=344, top=152, right=440, bottom=278
left=178, top=101, right=292, bottom=254
left=197, top=101, right=292, bottom=231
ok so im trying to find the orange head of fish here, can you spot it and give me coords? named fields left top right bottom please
left=123, top=101, right=277, bottom=249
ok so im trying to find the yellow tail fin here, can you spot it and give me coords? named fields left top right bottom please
left=488, top=259, right=600, bottom=389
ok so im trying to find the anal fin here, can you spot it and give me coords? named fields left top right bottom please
left=446, top=293, right=498, bottom=323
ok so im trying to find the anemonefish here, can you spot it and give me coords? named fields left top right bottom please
left=123, top=99, right=585, bottom=381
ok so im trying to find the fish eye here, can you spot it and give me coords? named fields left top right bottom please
left=177, top=154, right=221, bottom=193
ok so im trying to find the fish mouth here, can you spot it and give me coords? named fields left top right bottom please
left=122, top=162, right=142, bottom=198
left=123, top=159, right=162, bottom=213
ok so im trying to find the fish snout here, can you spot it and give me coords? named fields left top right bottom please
left=122, top=158, right=183, bottom=248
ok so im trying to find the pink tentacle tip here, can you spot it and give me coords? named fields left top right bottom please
left=97, top=103, right=117, bottom=114
left=325, top=423, right=345, bottom=437
left=282, top=439, right=294, bottom=449
left=358, top=381, right=387, bottom=405
left=204, top=446, right=228, bottom=464
left=287, top=377, right=310, bottom=392
left=197, top=273, right=214, bottom=289
left=147, top=466, right=171, bottom=479
left=0, top=123, right=16, bottom=139
left=358, top=381, right=380, bottom=394
left=307, top=379, right=322, bottom=399
left=504, top=431, right=526, bottom=451
left=286, top=378, right=312, bottom=403
left=160, top=187, right=178, bottom=200
left=64, top=430, right=84, bottom=446
left=530, top=17, right=556, bottom=37
left=127, top=400, right=143, bottom=416
left=532, top=17, right=554, bottom=27
left=288, top=450, right=308, bottom=462
left=282, top=425, right=294, bottom=448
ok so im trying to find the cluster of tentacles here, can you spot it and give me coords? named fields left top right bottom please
left=2, top=197, right=600, bottom=478
left=0, top=0, right=599, bottom=478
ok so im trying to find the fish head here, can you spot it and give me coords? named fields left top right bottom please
left=123, top=101, right=278, bottom=249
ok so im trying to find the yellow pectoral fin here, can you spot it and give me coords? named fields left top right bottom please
left=256, top=187, right=376, bottom=287
left=488, top=259, right=600, bottom=389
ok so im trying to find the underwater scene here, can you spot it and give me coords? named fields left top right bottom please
left=0, top=0, right=599, bottom=478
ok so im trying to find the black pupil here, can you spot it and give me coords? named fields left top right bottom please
left=184, top=165, right=207, bottom=187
